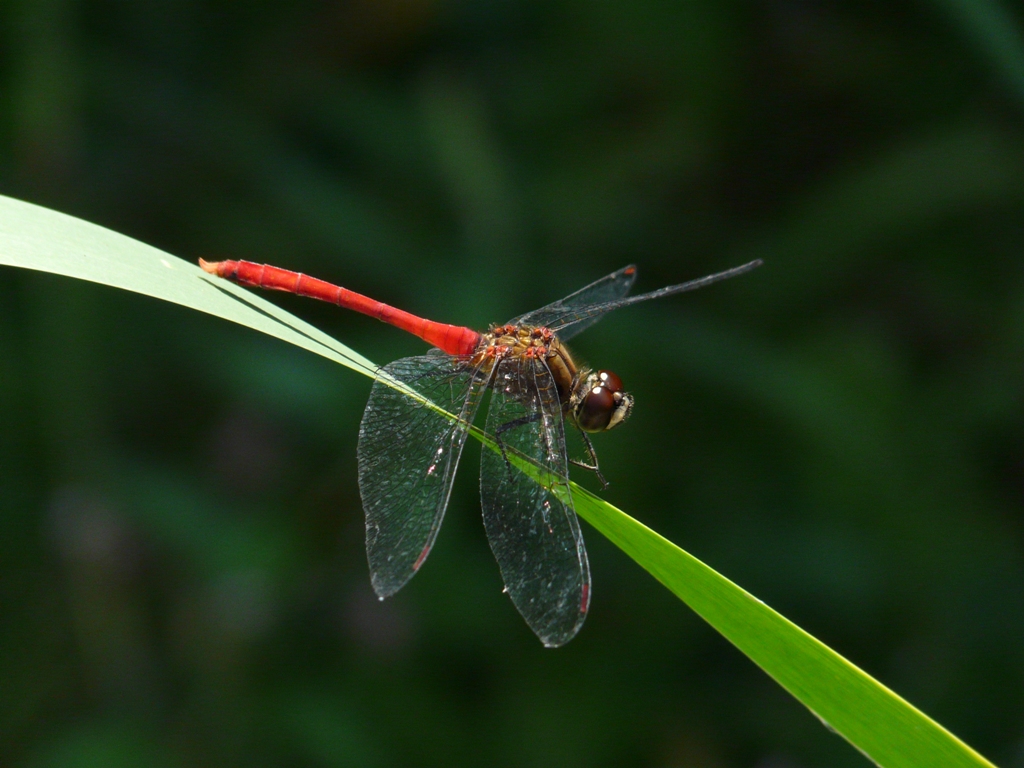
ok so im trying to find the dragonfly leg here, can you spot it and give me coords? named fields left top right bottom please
left=495, top=412, right=543, bottom=482
left=569, top=431, right=608, bottom=489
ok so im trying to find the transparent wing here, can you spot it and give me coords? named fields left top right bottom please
left=542, top=259, right=764, bottom=337
left=509, top=264, right=637, bottom=341
left=357, top=355, right=486, bottom=598
left=480, top=355, right=590, bottom=647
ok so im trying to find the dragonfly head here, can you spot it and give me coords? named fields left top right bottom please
left=574, top=370, right=633, bottom=433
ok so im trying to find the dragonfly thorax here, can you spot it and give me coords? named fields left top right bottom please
left=472, top=324, right=634, bottom=433
left=472, top=324, right=569, bottom=389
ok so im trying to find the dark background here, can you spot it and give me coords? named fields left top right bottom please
left=3, top=1, right=1024, bottom=766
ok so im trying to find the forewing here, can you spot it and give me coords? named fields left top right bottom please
left=544, top=259, right=764, bottom=337
left=480, top=356, right=591, bottom=647
left=510, top=264, right=637, bottom=341
left=357, top=355, right=485, bottom=598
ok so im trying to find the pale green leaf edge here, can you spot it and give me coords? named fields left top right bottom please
left=0, top=194, right=996, bottom=768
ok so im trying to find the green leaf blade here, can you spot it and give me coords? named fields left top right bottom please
left=0, top=193, right=997, bottom=768
left=571, top=487, right=995, bottom=768
left=0, top=193, right=376, bottom=379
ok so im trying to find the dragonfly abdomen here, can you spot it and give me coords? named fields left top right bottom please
left=199, top=259, right=481, bottom=356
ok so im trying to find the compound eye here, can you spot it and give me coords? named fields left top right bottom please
left=577, top=385, right=616, bottom=432
left=597, top=370, right=623, bottom=393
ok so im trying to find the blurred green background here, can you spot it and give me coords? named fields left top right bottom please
left=2, top=1, right=1024, bottom=766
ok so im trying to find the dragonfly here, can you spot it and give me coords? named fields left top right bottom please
left=200, top=257, right=762, bottom=646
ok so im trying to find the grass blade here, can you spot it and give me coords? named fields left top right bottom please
left=0, top=194, right=376, bottom=379
left=0, top=193, right=996, bottom=767
left=570, top=486, right=994, bottom=768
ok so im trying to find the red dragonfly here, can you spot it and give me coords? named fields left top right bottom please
left=200, top=258, right=762, bottom=646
